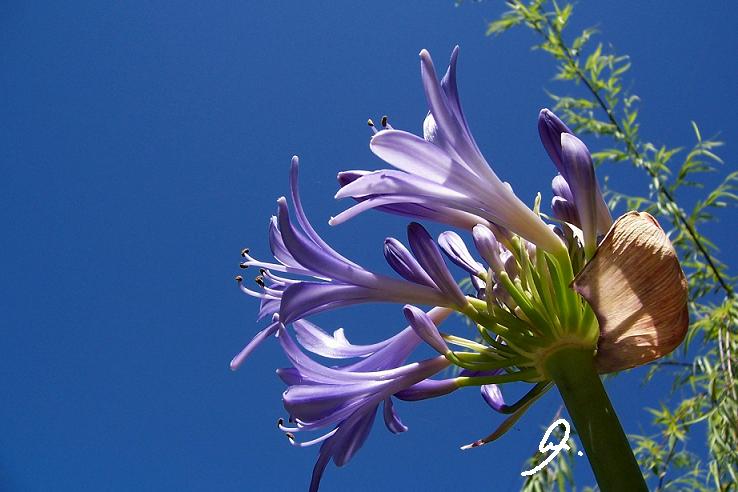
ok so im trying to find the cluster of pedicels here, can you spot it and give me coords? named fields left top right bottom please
left=232, top=47, right=688, bottom=491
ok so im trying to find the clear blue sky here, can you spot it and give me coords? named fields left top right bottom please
left=2, top=2, right=736, bottom=491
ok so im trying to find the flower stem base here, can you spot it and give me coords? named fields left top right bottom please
left=544, top=347, right=647, bottom=492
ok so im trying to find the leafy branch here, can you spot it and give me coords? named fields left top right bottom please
left=473, top=1, right=738, bottom=490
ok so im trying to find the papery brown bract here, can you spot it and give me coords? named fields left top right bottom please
left=572, top=212, right=689, bottom=372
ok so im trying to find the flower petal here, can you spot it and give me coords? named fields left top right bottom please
left=438, top=230, right=485, bottom=276
left=472, top=224, right=505, bottom=276
left=332, top=409, right=377, bottom=467
left=268, top=216, right=301, bottom=269
left=293, top=319, right=398, bottom=359
left=280, top=282, right=383, bottom=324
left=309, top=445, right=333, bottom=492
left=330, top=192, right=478, bottom=228
left=375, top=202, right=490, bottom=230
left=560, top=133, right=598, bottom=251
left=394, top=378, right=459, bottom=401
left=277, top=197, right=374, bottom=286
left=276, top=367, right=302, bottom=386
left=407, top=222, right=468, bottom=307
left=281, top=277, right=448, bottom=324
left=480, top=384, right=505, bottom=412
left=419, top=48, right=494, bottom=182
left=382, top=397, right=408, bottom=434
left=551, top=196, right=580, bottom=227
left=539, top=108, right=612, bottom=235
left=369, top=129, right=477, bottom=183
left=289, top=156, right=361, bottom=268
left=572, top=211, right=689, bottom=372
left=538, top=108, right=573, bottom=174
left=384, top=237, right=438, bottom=288
left=229, top=319, right=280, bottom=371
left=338, top=308, right=452, bottom=374
left=335, top=167, right=470, bottom=204
left=403, top=304, right=450, bottom=355
left=552, top=174, right=574, bottom=203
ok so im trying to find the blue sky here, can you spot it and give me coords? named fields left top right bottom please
left=2, top=2, right=737, bottom=491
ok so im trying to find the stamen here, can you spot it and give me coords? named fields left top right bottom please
left=235, top=275, right=243, bottom=282
left=241, top=257, right=313, bottom=276
left=262, top=269, right=298, bottom=285
left=255, top=275, right=265, bottom=287
left=239, top=262, right=248, bottom=269
left=367, top=118, right=378, bottom=135
left=380, top=115, right=393, bottom=129
left=241, top=247, right=250, bottom=257
left=261, top=285, right=283, bottom=297
left=238, top=282, right=280, bottom=300
left=278, top=419, right=301, bottom=433
left=286, top=428, right=340, bottom=448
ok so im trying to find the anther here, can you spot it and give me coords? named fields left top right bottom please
left=259, top=268, right=267, bottom=275
left=277, top=418, right=284, bottom=428
left=235, top=275, right=243, bottom=282
left=381, top=115, right=388, bottom=127
left=285, top=432, right=296, bottom=441
left=241, top=248, right=250, bottom=257
left=367, top=118, right=375, bottom=127
left=255, top=276, right=265, bottom=287
left=239, top=262, right=248, bottom=269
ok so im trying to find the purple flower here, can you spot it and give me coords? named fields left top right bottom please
left=438, top=230, right=485, bottom=277
left=403, top=304, right=450, bottom=355
left=472, top=224, right=506, bottom=277
left=333, top=47, right=565, bottom=255
left=480, top=383, right=506, bottom=412
left=383, top=237, right=437, bottom=288
left=337, top=169, right=489, bottom=230
left=551, top=174, right=581, bottom=227
left=538, top=108, right=612, bottom=250
left=238, top=157, right=470, bottom=326
left=276, top=308, right=453, bottom=492
left=406, top=222, right=468, bottom=307
left=560, top=133, right=599, bottom=252
left=229, top=315, right=280, bottom=371
left=231, top=47, right=690, bottom=492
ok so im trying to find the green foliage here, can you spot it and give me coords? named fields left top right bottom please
left=468, top=1, right=738, bottom=490
left=521, top=414, right=595, bottom=492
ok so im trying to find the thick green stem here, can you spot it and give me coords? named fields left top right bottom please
left=544, top=347, right=647, bottom=492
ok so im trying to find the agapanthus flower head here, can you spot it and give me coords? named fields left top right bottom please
left=231, top=47, right=688, bottom=490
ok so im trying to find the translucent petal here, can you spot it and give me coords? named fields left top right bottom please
left=572, top=212, right=689, bottom=372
